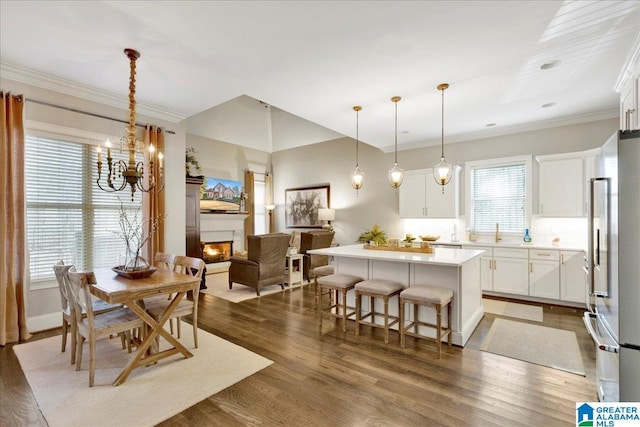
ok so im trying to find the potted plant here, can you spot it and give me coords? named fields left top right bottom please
left=185, top=147, right=202, bottom=177
left=357, top=224, right=388, bottom=246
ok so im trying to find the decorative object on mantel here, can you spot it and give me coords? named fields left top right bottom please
left=357, top=224, right=388, bottom=246
left=95, top=48, right=164, bottom=201
left=388, top=96, right=404, bottom=189
left=351, top=105, right=365, bottom=195
left=185, top=147, right=203, bottom=177
left=284, top=185, right=330, bottom=228
left=433, top=83, right=453, bottom=193
left=200, top=177, right=243, bottom=212
left=111, top=200, right=162, bottom=278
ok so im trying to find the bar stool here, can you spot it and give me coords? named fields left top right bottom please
left=311, top=264, right=334, bottom=309
left=355, top=279, right=404, bottom=343
left=399, top=285, right=453, bottom=358
left=317, top=273, right=362, bottom=332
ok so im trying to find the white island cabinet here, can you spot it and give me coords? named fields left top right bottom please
left=308, top=244, right=485, bottom=347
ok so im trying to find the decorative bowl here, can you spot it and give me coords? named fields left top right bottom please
left=112, top=266, right=157, bottom=279
left=419, top=235, right=440, bottom=242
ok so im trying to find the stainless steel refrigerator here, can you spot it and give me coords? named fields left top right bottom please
left=584, top=129, right=640, bottom=402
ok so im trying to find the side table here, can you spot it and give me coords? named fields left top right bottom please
left=285, top=253, right=304, bottom=288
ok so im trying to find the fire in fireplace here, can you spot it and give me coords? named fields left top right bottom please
left=201, top=240, right=233, bottom=264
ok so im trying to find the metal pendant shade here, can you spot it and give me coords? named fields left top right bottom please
left=433, top=83, right=452, bottom=192
left=388, top=96, right=404, bottom=189
left=351, top=105, right=364, bottom=194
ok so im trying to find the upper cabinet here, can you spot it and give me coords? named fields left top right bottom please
left=536, top=149, right=599, bottom=217
left=399, top=167, right=460, bottom=218
left=616, top=39, right=639, bottom=131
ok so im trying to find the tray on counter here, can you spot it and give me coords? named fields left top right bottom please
left=363, top=244, right=433, bottom=254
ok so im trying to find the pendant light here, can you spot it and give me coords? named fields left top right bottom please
left=388, top=96, right=404, bottom=189
left=433, top=83, right=452, bottom=193
left=351, top=105, right=364, bottom=195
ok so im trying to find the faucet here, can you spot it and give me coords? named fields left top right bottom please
left=495, top=222, right=501, bottom=243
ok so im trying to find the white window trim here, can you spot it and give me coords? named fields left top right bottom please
left=465, top=154, right=532, bottom=236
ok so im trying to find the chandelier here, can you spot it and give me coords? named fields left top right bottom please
left=96, top=48, right=164, bottom=201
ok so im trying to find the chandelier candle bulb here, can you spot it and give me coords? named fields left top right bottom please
left=96, top=145, right=102, bottom=163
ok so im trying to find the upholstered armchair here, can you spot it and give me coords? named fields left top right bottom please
left=299, top=230, right=335, bottom=282
left=228, top=233, right=291, bottom=295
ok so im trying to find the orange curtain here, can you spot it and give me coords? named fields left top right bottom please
left=0, top=92, right=32, bottom=345
left=142, top=125, right=165, bottom=262
left=244, top=170, right=255, bottom=244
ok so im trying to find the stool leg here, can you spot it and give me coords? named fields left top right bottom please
left=341, top=289, right=348, bottom=332
left=436, top=304, right=442, bottom=358
left=413, top=303, right=419, bottom=334
left=314, top=277, right=319, bottom=309
left=447, top=301, right=452, bottom=346
left=383, top=295, right=389, bottom=344
left=400, top=298, right=405, bottom=348
left=355, top=291, right=361, bottom=336
left=369, top=295, right=374, bottom=324
left=318, top=285, right=324, bottom=328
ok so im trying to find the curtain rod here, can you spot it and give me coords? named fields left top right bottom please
left=25, top=98, right=175, bottom=134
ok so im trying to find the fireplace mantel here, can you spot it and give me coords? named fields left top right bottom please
left=200, top=212, right=249, bottom=220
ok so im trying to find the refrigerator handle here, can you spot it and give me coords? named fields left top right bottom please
left=588, top=178, right=596, bottom=296
left=583, top=312, right=619, bottom=353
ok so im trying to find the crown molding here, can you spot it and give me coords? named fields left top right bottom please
left=379, top=109, right=619, bottom=154
left=0, top=62, right=186, bottom=123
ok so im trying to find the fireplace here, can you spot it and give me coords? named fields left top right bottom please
left=201, top=240, right=233, bottom=264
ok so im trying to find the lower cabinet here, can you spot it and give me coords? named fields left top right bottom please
left=529, top=249, right=560, bottom=299
left=492, top=248, right=529, bottom=296
left=560, top=250, right=587, bottom=304
left=467, top=244, right=586, bottom=306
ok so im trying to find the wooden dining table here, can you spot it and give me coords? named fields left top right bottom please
left=90, top=268, right=201, bottom=386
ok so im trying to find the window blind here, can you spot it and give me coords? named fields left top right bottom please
left=471, top=164, right=526, bottom=233
left=25, top=134, right=141, bottom=280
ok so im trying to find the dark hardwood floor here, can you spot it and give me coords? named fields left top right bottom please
left=1, top=277, right=596, bottom=426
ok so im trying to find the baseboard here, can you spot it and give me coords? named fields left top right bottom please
left=27, top=312, right=60, bottom=332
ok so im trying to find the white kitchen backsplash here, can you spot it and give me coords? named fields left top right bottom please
left=403, top=216, right=588, bottom=249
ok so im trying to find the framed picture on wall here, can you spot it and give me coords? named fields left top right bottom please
left=285, top=185, right=330, bottom=228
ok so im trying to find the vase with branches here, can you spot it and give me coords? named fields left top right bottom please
left=113, top=200, right=163, bottom=271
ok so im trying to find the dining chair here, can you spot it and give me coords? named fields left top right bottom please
left=154, top=252, right=175, bottom=271
left=66, top=270, right=144, bottom=387
left=145, top=255, right=205, bottom=348
left=53, top=261, right=123, bottom=364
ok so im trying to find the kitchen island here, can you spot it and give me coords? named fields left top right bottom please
left=308, top=244, right=485, bottom=346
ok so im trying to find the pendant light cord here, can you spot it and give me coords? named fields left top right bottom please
left=394, top=99, right=398, bottom=164
left=356, top=108, right=359, bottom=167
left=441, top=87, right=445, bottom=158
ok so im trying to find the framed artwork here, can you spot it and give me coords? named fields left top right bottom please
left=200, top=177, right=243, bottom=212
left=285, top=185, right=330, bottom=228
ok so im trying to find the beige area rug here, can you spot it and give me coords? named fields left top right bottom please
left=13, top=322, right=273, bottom=427
left=480, top=318, right=585, bottom=375
left=201, top=271, right=309, bottom=303
left=483, top=298, right=543, bottom=322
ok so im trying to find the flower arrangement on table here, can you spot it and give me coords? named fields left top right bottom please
left=112, top=200, right=163, bottom=274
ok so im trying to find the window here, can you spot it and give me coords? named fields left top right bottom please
left=25, top=130, right=141, bottom=281
left=465, top=155, right=532, bottom=233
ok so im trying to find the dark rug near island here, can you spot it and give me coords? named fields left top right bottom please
left=13, top=321, right=273, bottom=427
left=480, top=318, right=585, bottom=376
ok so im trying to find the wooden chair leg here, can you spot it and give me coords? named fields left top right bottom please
left=61, top=317, right=68, bottom=352
left=70, top=322, right=77, bottom=365
left=89, top=335, right=96, bottom=387
left=76, top=336, right=84, bottom=371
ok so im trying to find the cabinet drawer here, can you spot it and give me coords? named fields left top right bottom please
left=530, top=249, right=559, bottom=260
left=493, top=247, right=528, bottom=259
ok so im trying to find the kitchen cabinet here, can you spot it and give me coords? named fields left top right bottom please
left=560, top=250, right=587, bottom=304
left=529, top=249, right=560, bottom=299
left=616, top=52, right=639, bottom=131
left=537, top=156, right=584, bottom=217
left=399, top=167, right=460, bottom=218
left=473, top=246, right=494, bottom=291
left=492, top=247, right=529, bottom=295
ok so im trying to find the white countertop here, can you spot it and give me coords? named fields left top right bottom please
left=430, top=240, right=586, bottom=252
left=308, top=244, right=485, bottom=267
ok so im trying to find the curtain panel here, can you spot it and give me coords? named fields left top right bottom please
left=142, top=125, right=165, bottom=262
left=0, top=92, right=32, bottom=345
left=244, top=171, right=255, bottom=245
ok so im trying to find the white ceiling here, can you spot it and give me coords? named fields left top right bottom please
left=1, top=1, right=639, bottom=153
